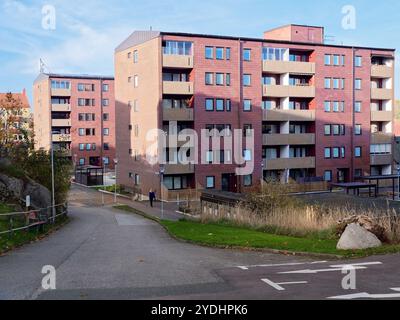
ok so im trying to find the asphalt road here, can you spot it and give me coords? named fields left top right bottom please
left=0, top=187, right=400, bottom=300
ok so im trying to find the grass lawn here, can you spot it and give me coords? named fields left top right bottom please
left=160, top=220, right=400, bottom=258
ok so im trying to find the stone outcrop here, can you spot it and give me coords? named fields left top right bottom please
left=337, top=215, right=388, bottom=243
left=337, top=223, right=382, bottom=250
left=0, top=172, right=51, bottom=209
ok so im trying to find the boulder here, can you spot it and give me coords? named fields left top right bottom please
left=337, top=215, right=388, bottom=243
left=337, top=223, right=382, bottom=250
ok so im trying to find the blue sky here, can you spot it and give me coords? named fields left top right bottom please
left=1, top=0, right=399, bottom=105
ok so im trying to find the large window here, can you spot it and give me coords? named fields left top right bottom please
left=243, top=175, right=252, bottom=187
left=216, top=99, right=224, bottom=112
left=262, top=48, right=287, bottom=61
left=205, top=72, right=213, bottom=85
left=243, top=49, right=251, bottom=61
left=370, top=144, right=391, bottom=155
left=163, top=41, right=193, bottom=55
left=243, top=74, right=251, bottom=86
left=163, top=176, right=188, bottom=190
left=324, top=171, right=332, bottom=182
left=206, top=176, right=215, bottom=189
left=355, top=56, right=362, bottom=67
left=51, top=80, right=70, bottom=89
left=205, top=99, right=214, bottom=111
left=205, top=46, right=213, bottom=59
left=216, top=47, right=224, bottom=60
left=216, top=73, right=224, bottom=85
left=243, top=100, right=252, bottom=111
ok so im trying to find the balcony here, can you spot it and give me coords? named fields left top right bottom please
left=264, top=157, right=316, bottom=171
left=52, top=104, right=71, bottom=112
left=370, top=154, right=392, bottom=166
left=371, top=111, right=393, bottom=122
left=263, top=109, right=315, bottom=122
left=371, top=133, right=393, bottom=144
left=263, top=134, right=315, bottom=146
left=371, top=88, right=392, bottom=100
left=52, top=119, right=71, bottom=127
left=51, top=88, right=71, bottom=97
left=164, top=163, right=195, bottom=175
left=371, top=65, right=392, bottom=78
left=163, top=108, right=194, bottom=121
left=163, top=54, right=194, bottom=69
left=263, top=60, right=315, bottom=75
left=263, top=85, right=315, bottom=98
left=163, top=81, right=194, bottom=95
left=52, top=134, right=72, bottom=142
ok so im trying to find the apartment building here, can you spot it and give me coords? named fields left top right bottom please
left=0, top=89, right=31, bottom=142
left=114, top=24, right=395, bottom=197
left=33, top=74, right=116, bottom=168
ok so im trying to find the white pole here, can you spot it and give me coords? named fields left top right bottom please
left=114, top=163, right=117, bottom=203
left=161, top=173, right=164, bottom=219
left=51, top=141, right=56, bottom=223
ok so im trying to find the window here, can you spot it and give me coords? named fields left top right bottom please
left=102, top=99, right=109, bottom=107
left=102, top=84, right=109, bottom=92
left=103, top=157, right=110, bottom=165
left=355, top=147, right=362, bottom=158
left=226, top=48, right=231, bottom=60
left=103, top=143, right=110, bottom=151
left=243, top=99, right=252, bottom=111
left=134, top=174, right=140, bottom=186
left=332, top=125, right=340, bottom=136
left=206, top=176, right=215, bottom=189
left=205, top=99, right=214, bottom=111
left=341, top=55, right=345, bottom=66
left=244, top=124, right=252, bottom=137
left=262, top=100, right=273, bottom=110
left=324, top=171, right=332, bottom=182
left=216, top=99, right=224, bottom=111
left=206, top=151, right=213, bottom=164
left=79, top=128, right=85, bottom=136
left=133, top=50, right=138, bottom=63
left=78, top=83, right=85, bottom=91
left=324, top=54, right=331, bottom=66
left=205, top=46, right=213, bottom=59
left=324, top=125, right=331, bottom=136
left=243, top=175, right=252, bottom=187
left=243, top=149, right=252, bottom=161
left=225, top=99, right=232, bottom=112
left=243, top=74, right=251, bottom=86
left=79, top=158, right=85, bottom=166
left=262, top=47, right=287, bottom=61
left=127, top=52, right=131, bottom=59
left=333, top=147, right=340, bottom=159
left=79, top=144, right=85, bottom=151
left=324, top=148, right=331, bottom=159
left=355, top=79, right=362, bottom=90
left=51, top=80, right=70, bottom=89
left=324, top=78, right=331, bottom=89
left=355, top=124, right=362, bottom=135
left=355, top=56, right=362, bottom=67
left=355, top=101, right=362, bottom=113
left=216, top=47, right=224, bottom=60
left=134, top=75, right=139, bottom=88
left=333, top=78, right=340, bottom=89
left=355, top=169, right=363, bottom=178
left=243, top=49, right=251, bottom=61
left=163, top=41, right=192, bottom=55
left=324, top=101, right=331, bottom=112
left=341, top=147, right=346, bottom=158
left=205, top=72, right=213, bottom=85
left=333, top=55, right=340, bottom=66
left=103, top=128, right=109, bottom=136
left=370, top=144, right=392, bottom=155
left=103, top=113, right=109, bottom=121
left=133, top=100, right=139, bottom=112
left=226, top=73, right=231, bottom=86
left=86, top=144, right=91, bottom=151
left=216, top=73, right=224, bottom=85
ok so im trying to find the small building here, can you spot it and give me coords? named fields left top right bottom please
left=75, top=166, right=104, bottom=186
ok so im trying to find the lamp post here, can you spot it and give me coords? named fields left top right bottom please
left=50, top=131, right=56, bottom=223
left=159, top=164, right=165, bottom=219
left=102, top=157, right=107, bottom=206
left=114, top=158, right=119, bottom=203
left=397, top=165, right=400, bottom=201
left=261, top=160, right=265, bottom=193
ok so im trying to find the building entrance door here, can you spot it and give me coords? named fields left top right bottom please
left=221, top=173, right=238, bottom=193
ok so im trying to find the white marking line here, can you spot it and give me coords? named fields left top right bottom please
left=237, top=261, right=328, bottom=270
left=261, top=278, right=308, bottom=291
left=330, top=262, right=382, bottom=268
left=329, top=288, right=400, bottom=300
left=279, top=266, right=367, bottom=274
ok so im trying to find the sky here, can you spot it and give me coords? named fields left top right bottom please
left=1, top=0, right=400, bottom=106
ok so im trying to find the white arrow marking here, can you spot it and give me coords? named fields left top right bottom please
left=237, top=261, right=327, bottom=270
left=261, top=278, right=308, bottom=291
left=329, top=289, right=400, bottom=300
left=279, top=266, right=367, bottom=274
left=330, top=262, right=382, bottom=268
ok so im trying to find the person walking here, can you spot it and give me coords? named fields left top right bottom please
left=149, top=189, right=156, bottom=208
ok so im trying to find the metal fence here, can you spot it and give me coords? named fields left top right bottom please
left=0, top=203, right=68, bottom=237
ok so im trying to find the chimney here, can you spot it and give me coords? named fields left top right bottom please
left=22, top=88, right=26, bottom=96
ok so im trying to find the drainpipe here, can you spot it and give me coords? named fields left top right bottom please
left=351, top=47, right=357, bottom=182
left=237, top=39, right=243, bottom=194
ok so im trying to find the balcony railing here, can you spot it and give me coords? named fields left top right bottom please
left=163, top=54, right=194, bottom=69
left=263, top=60, right=315, bottom=75
left=51, top=104, right=71, bottom=112
left=371, top=65, right=392, bottom=78
left=263, top=85, right=315, bottom=98
left=51, top=88, right=71, bottom=97
left=371, top=88, right=393, bottom=100
left=371, top=133, right=393, bottom=144
left=163, top=81, right=194, bottom=95
left=52, top=134, right=72, bottom=142
left=370, top=154, right=392, bottom=166
left=371, top=111, right=393, bottom=122
left=263, top=109, right=315, bottom=122
left=263, top=157, right=316, bottom=170
left=164, top=163, right=195, bottom=175
left=52, top=119, right=71, bottom=127
left=263, top=134, right=315, bottom=146
left=163, top=108, right=194, bottom=121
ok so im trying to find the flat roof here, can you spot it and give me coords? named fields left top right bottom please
left=161, top=31, right=395, bottom=52
left=43, top=73, right=114, bottom=80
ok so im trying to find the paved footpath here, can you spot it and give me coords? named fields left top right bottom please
left=0, top=185, right=399, bottom=300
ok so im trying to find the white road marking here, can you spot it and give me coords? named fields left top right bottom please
left=261, top=278, right=308, bottom=291
left=330, top=262, right=382, bottom=268
left=279, top=266, right=367, bottom=274
left=237, top=261, right=328, bottom=270
left=328, top=288, right=400, bottom=300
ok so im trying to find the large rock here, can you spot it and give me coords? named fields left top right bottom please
left=337, top=215, right=388, bottom=243
left=337, top=223, right=382, bottom=250
left=0, top=173, right=51, bottom=209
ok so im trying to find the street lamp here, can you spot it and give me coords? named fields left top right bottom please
left=102, top=157, right=108, bottom=206
left=113, top=158, right=119, bottom=203
left=159, top=164, right=165, bottom=219
left=397, top=165, right=400, bottom=201
left=261, top=160, right=265, bottom=193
